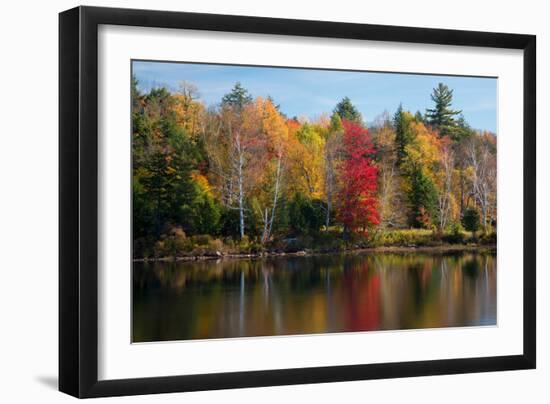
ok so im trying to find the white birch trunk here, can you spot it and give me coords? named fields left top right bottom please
left=235, top=131, right=245, bottom=238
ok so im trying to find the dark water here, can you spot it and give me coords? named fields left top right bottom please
left=132, top=251, right=496, bottom=342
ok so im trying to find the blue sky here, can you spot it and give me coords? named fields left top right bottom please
left=133, top=60, right=497, bottom=132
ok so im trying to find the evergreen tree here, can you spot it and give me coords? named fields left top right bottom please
left=334, top=97, right=362, bottom=124
left=131, top=75, right=141, bottom=111
left=462, top=207, right=480, bottom=235
left=289, top=193, right=325, bottom=235
left=132, top=87, right=201, bottom=254
left=408, top=167, right=438, bottom=228
left=185, top=192, right=222, bottom=235
left=329, top=111, right=343, bottom=132
left=455, top=114, right=475, bottom=141
left=425, top=83, right=462, bottom=138
left=393, top=104, right=415, bottom=164
left=221, top=82, right=253, bottom=109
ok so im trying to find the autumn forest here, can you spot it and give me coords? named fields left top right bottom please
left=132, top=68, right=497, bottom=260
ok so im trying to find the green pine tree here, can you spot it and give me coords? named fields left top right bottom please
left=408, top=167, right=439, bottom=228
left=414, top=110, right=425, bottom=123
left=425, top=83, right=462, bottom=138
left=455, top=114, right=475, bottom=141
left=393, top=104, right=415, bottom=164
left=221, top=82, right=253, bottom=109
left=334, top=97, right=362, bottom=124
left=462, top=207, right=480, bottom=235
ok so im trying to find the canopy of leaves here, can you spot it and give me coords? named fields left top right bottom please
left=131, top=77, right=497, bottom=257
left=337, top=121, right=379, bottom=233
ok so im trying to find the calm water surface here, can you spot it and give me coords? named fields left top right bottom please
left=132, top=252, right=496, bottom=342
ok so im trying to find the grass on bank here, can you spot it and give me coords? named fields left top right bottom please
left=141, top=225, right=496, bottom=260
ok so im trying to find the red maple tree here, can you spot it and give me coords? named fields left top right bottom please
left=337, top=120, right=380, bottom=234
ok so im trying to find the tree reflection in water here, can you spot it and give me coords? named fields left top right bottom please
left=132, top=252, right=496, bottom=342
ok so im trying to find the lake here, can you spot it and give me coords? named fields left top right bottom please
left=132, top=251, right=496, bottom=342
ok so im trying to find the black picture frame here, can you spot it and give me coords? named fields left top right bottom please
left=59, top=5, right=536, bottom=398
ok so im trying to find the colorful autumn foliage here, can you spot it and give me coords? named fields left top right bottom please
left=337, top=121, right=379, bottom=234
left=132, top=77, right=497, bottom=258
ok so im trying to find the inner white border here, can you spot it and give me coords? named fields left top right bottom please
left=98, top=25, right=524, bottom=381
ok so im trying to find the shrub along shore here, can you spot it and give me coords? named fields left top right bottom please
left=134, top=228, right=496, bottom=262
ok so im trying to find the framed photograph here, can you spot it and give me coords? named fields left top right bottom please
left=59, top=6, right=536, bottom=398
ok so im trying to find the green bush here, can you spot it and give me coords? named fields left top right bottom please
left=219, top=208, right=241, bottom=238
left=190, top=237, right=226, bottom=256
left=442, top=222, right=465, bottom=244
left=191, top=234, right=213, bottom=246
left=371, top=229, right=434, bottom=247
left=207, top=238, right=225, bottom=253
left=318, top=234, right=345, bottom=252
left=235, top=235, right=264, bottom=254
left=193, top=196, right=221, bottom=235
left=288, top=193, right=325, bottom=235
left=462, top=207, right=481, bottom=234
left=153, top=226, right=190, bottom=257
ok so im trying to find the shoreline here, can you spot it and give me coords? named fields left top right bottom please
left=133, top=243, right=496, bottom=263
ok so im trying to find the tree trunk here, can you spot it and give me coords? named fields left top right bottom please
left=267, top=154, right=282, bottom=240
left=236, top=132, right=245, bottom=239
left=325, top=153, right=334, bottom=230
